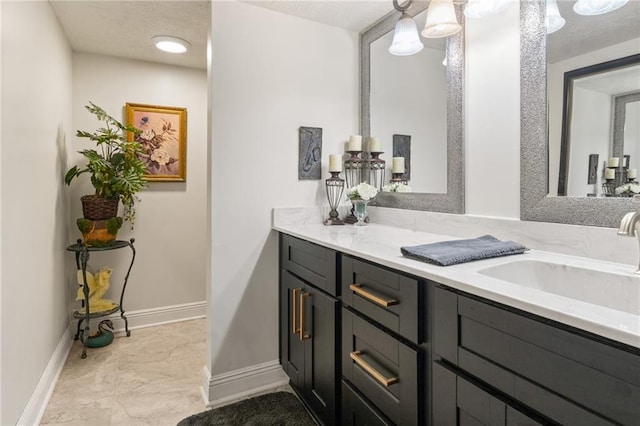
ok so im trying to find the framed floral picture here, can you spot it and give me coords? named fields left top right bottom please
left=125, top=103, right=187, bottom=182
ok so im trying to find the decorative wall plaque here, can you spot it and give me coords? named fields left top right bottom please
left=298, top=126, right=322, bottom=180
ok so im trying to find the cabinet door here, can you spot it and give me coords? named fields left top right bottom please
left=300, top=284, right=338, bottom=425
left=281, top=270, right=307, bottom=391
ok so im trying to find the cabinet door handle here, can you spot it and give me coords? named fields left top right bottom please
left=350, top=351, right=399, bottom=387
left=292, top=288, right=302, bottom=334
left=349, top=284, right=398, bottom=307
left=299, top=292, right=311, bottom=341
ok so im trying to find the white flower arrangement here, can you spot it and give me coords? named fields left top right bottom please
left=615, top=183, right=640, bottom=196
left=347, top=182, right=378, bottom=201
left=382, top=182, right=412, bottom=193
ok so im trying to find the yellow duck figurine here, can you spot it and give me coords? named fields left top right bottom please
left=76, top=266, right=117, bottom=313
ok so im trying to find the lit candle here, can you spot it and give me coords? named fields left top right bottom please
left=608, top=157, right=619, bottom=168
left=605, top=168, right=615, bottom=180
left=629, top=169, right=637, bottom=179
left=329, top=154, right=342, bottom=172
left=348, top=135, right=362, bottom=152
left=392, top=157, right=405, bottom=173
left=369, top=137, right=381, bottom=152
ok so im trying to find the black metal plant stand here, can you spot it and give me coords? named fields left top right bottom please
left=66, top=238, right=136, bottom=358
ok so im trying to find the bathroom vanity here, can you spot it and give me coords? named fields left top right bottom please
left=277, top=222, right=640, bottom=425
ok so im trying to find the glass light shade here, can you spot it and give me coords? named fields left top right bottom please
left=546, top=0, right=566, bottom=34
left=573, top=0, right=629, bottom=15
left=152, top=36, right=191, bottom=54
left=422, top=0, right=462, bottom=38
left=464, top=0, right=511, bottom=18
left=389, top=14, right=424, bottom=56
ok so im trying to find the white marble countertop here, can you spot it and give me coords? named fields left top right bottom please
left=273, top=221, right=640, bottom=349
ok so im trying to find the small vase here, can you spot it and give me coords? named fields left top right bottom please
left=353, top=199, right=369, bottom=226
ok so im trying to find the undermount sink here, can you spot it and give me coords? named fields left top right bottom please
left=478, top=259, right=640, bottom=315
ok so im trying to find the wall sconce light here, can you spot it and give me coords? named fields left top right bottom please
left=573, top=0, right=629, bottom=15
left=389, top=0, right=424, bottom=56
left=152, top=36, right=191, bottom=54
left=464, top=0, right=511, bottom=18
left=546, top=0, right=566, bottom=34
left=422, top=0, right=462, bottom=38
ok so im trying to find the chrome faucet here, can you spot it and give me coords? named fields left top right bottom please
left=618, top=211, right=640, bottom=274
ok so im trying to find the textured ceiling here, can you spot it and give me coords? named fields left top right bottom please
left=49, top=0, right=211, bottom=70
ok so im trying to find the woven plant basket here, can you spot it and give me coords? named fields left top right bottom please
left=80, top=195, right=119, bottom=220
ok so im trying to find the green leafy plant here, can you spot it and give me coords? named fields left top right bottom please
left=65, top=102, right=147, bottom=226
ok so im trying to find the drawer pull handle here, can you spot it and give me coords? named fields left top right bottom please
left=292, top=288, right=301, bottom=334
left=299, top=292, right=310, bottom=341
left=350, top=351, right=398, bottom=387
left=350, top=284, right=398, bottom=307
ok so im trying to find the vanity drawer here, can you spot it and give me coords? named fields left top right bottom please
left=342, top=380, right=393, bottom=426
left=280, top=233, right=338, bottom=296
left=342, top=307, right=422, bottom=425
left=434, top=286, right=640, bottom=425
left=342, top=255, right=423, bottom=344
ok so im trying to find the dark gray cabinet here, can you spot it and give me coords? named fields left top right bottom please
left=279, top=234, right=339, bottom=425
left=433, top=285, right=640, bottom=426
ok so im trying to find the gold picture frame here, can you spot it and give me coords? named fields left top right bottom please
left=125, top=103, right=187, bottom=182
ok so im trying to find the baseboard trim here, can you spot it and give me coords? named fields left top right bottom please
left=106, top=301, right=206, bottom=333
left=17, top=322, right=74, bottom=426
left=202, top=360, right=289, bottom=408
left=20, top=301, right=207, bottom=425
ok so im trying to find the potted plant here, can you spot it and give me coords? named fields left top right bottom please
left=65, top=102, right=147, bottom=245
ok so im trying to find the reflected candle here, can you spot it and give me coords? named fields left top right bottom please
left=605, top=168, right=615, bottom=180
left=392, top=157, right=405, bottom=173
left=629, top=169, right=637, bottom=179
left=329, top=154, right=342, bottom=172
left=348, top=135, right=362, bottom=151
left=608, top=157, right=620, bottom=167
left=369, top=137, right=381, bottom=152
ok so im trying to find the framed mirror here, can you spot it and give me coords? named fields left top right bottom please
left=361, top=1, right=465, bottom=213
left=521, top=0, right=640, bottom=227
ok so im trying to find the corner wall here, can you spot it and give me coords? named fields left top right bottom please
left=207, top=1, right=359, bottom=402
left=71, top=54, right=208, bottom=313
left=0, top=2, right=73, bottom=424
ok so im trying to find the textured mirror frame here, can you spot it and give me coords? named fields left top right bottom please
left=520, top=0, right=635, bottom=228
left=361, top=2, right=465, bottom=214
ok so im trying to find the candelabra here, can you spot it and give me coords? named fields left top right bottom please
left=368, top=152, right=386, bottom=191
left=344, top=151, right=365, bottom=224
left=324, top=172, right=345, bottom=225
left=390, top=173, right=408, bottom=185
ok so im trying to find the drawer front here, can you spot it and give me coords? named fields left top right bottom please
left=434, top=286, right=638, bottom=425
left=342, top=307, right=421, bottom=425
left=342, top=255, right=422, bottom=344
left=342, top=380, right=393, bottom=426
left=280, top=233, right=337, bottom=296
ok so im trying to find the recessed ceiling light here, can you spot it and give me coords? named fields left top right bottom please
left=152, top=36, right=191, bottom=54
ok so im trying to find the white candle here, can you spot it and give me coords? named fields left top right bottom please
left=392, top=157, right=405, bottom=173
left=369, top=137, right=381, bottom=152
left=629, top=169, right=637, bottom=179
left=329, top=154, right=342, bottom=172
left=608, top=157, right=619, bottom=167
left=348, top=135, right=362, bottom=151
left=605, top=168, right=615, bottom=180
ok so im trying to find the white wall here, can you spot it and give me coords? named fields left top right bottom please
left=208, top=0, right=358, bottom=393
left=0, top=2, right=72, bottom=424
left=71, top=53, right=208, bottom=311
left=464, top=2, right=521, bottom=218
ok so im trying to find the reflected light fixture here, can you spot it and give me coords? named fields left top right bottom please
left=152, top=36, right=191, bottom=54
left=422, top=0, right=462, bottom=38
left=389, top=0, right=424, bottom=56
left=546, top=0, right=566, bottom=34
left=573, top=0, right=629, bottom=15
left=464, top=0, right=511, bottom=18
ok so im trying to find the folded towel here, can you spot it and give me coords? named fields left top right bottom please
left=401, top=235, right=527, bottom=266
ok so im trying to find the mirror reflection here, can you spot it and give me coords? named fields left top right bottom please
left=547, top=0, right=640, bottom=198
left=369, top=10, right=448, bottom=194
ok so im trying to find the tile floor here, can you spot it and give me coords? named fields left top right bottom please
left=41, top=319, right=208, bottom=426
